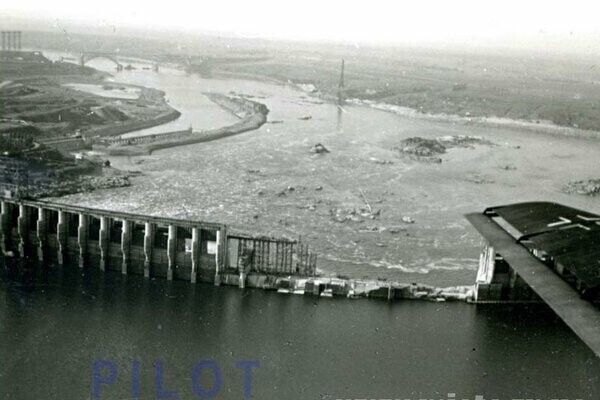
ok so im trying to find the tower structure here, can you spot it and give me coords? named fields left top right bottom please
left=337, top=58, right=345, bottom=105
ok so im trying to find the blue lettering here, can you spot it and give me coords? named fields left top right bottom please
left=155, top=360, right=179, bottom=399
left=192, top=360, right=223, bottom=398
left=132, top=360, right=141, bottom=398
left=235, top=360, right=259, bottom=398
left=92, top=360, right=118, bottom=399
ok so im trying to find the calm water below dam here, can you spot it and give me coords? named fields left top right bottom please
left=1, top=266, right=600, bottom=399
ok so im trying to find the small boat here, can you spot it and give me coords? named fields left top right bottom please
left=298, top=115, right=312, bottom=121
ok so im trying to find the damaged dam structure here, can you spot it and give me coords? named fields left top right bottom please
left=4, top=197, right=599, bottom=358
left=467, top=201, right=600, bottom=357
left=0, top=198, right=316, bottom=287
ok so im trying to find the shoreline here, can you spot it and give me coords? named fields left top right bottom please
left=348, top=98, right=600, bottom=140
left=94, top=93, right=269, bottom=156
left=212, top=68, right=600, bottom=141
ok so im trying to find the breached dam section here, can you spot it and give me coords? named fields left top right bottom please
left=92, top=93, right=269, bottom=155
left=0, top=197, right=472, bottom=302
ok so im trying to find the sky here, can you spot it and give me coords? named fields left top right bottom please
left=4, top=0, right=600, bottom=49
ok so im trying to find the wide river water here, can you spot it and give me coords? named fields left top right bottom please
left=1, top=50, right=599, bottom=399
left=40, top=50, right=600, bottom=286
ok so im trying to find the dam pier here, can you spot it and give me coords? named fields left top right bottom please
left=3, top=197, right=599, bottom=358
left=0, top=198, right=316, bottom=288
left=1, top=197, right=475, bottom=302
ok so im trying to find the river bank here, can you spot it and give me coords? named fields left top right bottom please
left=206, top=57, right=600, bottom=142
left=0, top=51, right=184, bottom=199
left=347, top=98, right=600, bottom=141
left=94, top=93, right=269, bottom=156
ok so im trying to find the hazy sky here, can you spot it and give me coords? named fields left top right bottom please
left=4, top=0, right=600, bottom=46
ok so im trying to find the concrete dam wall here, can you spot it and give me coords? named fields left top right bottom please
left=0, top=197, right=474, bottom=302
left=0, top=198, right=316, bottom=287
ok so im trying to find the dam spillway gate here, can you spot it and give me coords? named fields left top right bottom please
left=0, top=198, right=317, bottom=286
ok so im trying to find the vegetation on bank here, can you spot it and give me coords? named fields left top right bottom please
left=0, top=51, right=176, bottom=199
left=23, top=30, right=600, bottom=133
left=211, top=48, right=600, bottom=133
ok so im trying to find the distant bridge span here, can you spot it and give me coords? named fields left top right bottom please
left=79, top=52, right=123, bottom=71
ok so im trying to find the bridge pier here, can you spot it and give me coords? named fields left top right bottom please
left=36, top=207, right=46, bottom=263
left=143, top=222, right=153, bottom=278
left=239, top=269, right=247, bottom=289
left=167, top=225, right=176, bottom=281
left=121, top=220, right=131, bottom=275
left=214, top=229, right=224, bottom=285
left=57, top=210, right=67, bottom=266
left=77, top=214, right=88, bottom=269
left=190, top=227, right=200, bottom=283
left=99, top=216, right=109, bottom=271
left=17, top=204, right=28, bottom=257
left=0, top=201, right=10, bottom=255
left=474, top=246, right=538, bottom=303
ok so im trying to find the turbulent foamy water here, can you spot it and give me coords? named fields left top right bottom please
left=44, top=51, right=600, bottom=286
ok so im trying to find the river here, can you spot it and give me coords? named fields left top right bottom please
left=1, top=50, right=599, bottom=399
left=1, top=267, right=599, bottom=399
left=42, top=50, right=600, bottom=286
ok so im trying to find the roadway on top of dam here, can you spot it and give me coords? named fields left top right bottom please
left=467, top=212, right=600, bottom=358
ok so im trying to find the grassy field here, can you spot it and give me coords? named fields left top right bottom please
left=25, top=28, right=600, bottom=132
left=210, top=45, right=600, bottom=131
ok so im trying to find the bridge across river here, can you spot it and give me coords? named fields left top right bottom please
left=77, top=52, right=159, bottom=72
left=0, top=198, right=316, bottom=287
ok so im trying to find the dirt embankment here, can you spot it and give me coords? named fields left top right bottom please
left=0, top=154, right=132, bottom=200
left=1, top=52, right=179, bottom=154
left=98, top=93, right=269, bottom=156
left=0, top=51, right=173, bottom=198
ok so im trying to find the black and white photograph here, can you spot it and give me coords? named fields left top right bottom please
left=1, top=1, right=600, bottom=399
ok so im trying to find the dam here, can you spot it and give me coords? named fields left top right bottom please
left=3, top=196, right=600, bottom=386
left=0, top=197, right=316, bottom=288
left=467, top=201, right=600, bottom=357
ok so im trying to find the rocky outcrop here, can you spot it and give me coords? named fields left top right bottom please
left=395, top=135, right=493, bottom=162
left=564, top=179, right=600, bottom=196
